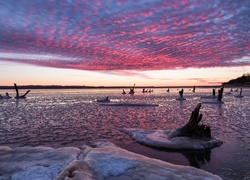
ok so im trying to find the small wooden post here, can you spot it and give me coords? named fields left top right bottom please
left=212, top=89, right=215, bottom=96
left=217, top=87, right=224, bottom=101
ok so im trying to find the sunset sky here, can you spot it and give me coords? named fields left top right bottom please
left=0, top=0, right=249, bottom=86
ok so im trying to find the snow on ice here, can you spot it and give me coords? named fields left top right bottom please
left=0, top=141, right=222, bottom=180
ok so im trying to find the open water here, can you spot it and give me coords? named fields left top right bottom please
left=0, top=87, right=249, bottom=180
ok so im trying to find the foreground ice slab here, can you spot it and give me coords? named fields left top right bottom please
left=0, top=142, right=222, bottom=180
left=0, top=146, right=80, bottom=180
left=57, top=141, right=222, bottom=180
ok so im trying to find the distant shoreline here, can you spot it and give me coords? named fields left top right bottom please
left=1, top=84, right=250, bottom=90
left=0, top=85, right=225, bottom=89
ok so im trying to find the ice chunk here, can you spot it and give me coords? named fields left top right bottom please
left=58, top=141, right=222, bottom=179
left=0, top=146, right=80, bottom=180
left=1, top=141, right=222, bottom=180
left=121, top=128, right=222, bottom=150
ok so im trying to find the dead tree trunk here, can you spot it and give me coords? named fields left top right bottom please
left=168, top=103, right=211, bottom=139
left=212, top=89, right=216, bottom=96
left=217, top=87, right=224, bottom=101
left=179, top=89, right=184, bottom=97
left=14, top=83, right=30, bottom=98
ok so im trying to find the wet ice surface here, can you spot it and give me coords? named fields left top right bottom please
left=0, top=88, right=250, bottom=179
left=0, top=141, right=222, bottom=180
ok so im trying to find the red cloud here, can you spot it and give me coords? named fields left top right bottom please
left=0, top=0, right=249, bottom=71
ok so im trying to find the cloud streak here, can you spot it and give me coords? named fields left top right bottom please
left=0, top=0, right=249, bottom=71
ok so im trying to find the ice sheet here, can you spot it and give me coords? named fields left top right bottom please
left=1, top=88, right=250, bottom=179
left=0, top=146, right=80, bottom=180
left=0, top=141, right=222, bottom=180
left=60, top=141, right=223, bottom=179
left=100, top=103, right=159, bottom=106
left=121, top=128, right=222, bottom=150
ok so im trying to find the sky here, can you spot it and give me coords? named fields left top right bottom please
left=0, top=0, right=249, bottom=86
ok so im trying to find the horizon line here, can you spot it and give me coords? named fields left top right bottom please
left=1, top=84, right=246, bottom=90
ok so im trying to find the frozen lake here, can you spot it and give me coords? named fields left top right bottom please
left=0, top=87, right=250, bottom=179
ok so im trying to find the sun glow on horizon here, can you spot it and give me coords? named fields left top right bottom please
left=1, top=61, right=249, bottom=87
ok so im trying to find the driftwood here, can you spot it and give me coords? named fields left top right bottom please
left=234, top=88, right=243, bottom=98
left=0, top=93, right=12, bottom=99
left=128, top=83, right=135, bottom=94
left=192, top=86, right=195, bottom=92
left=217, top=87, right=224, bottom=101
left=212, top=89, right=216, bottom=96
left=14, top=83, right=30, bottom=98
left=168, top=103, right=211, bottom=139
left=121, top=103, right=223, bottom=150
left=179, top=89, right=184, bottom=97
left=239, top=88, right=242, bottom=96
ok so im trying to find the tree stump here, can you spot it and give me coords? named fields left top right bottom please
left=179, top=89, right=184, bottom=98
left=217, top=87, right=224, bottom=101
left=14, top=83, right=30, bottom=98
left=168, top=103, right=211, bottom=139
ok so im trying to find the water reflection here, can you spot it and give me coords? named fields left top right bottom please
left=216, top=104, right=223, bottom=116
left=15, top=98, right=28, bottom=109
left=119, top=142, right=211, bottom=168
left=182, top=150, right=211, bottom=168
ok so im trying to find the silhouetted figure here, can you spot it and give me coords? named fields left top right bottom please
left=14, top=83, right=30, bottom=98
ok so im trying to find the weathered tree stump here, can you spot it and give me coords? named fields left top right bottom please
left=14, top=83, right=30, bottom=98
left=129, top=83, right=135, bottom=94
left=239, top=88, right=242, bottom=96
left=212, top=89, right=216, bottom=96
left=217, top=87, right=224, bottom=101
left=192, top=86, right=196, bottom=92
left=179, top=89, right=184, bottom=98
left=168, top=103, right=211, bottom=139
